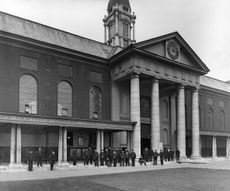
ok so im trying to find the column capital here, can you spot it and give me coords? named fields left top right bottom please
left=152, top=77, right=159, bottom=84
left=178, top=84, right=185, bottom=90
left=130, top=73, right=139, bottom=79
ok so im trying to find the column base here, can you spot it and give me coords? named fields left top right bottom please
left=9, top=163, right=24, bottom=168
left=57, top=162, right=69, bottom=167
left=190, top=155, right=201, bottom=160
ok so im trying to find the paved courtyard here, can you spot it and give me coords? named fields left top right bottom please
left=0, top=158, right=230, bottom=191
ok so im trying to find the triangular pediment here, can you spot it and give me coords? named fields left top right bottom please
left=134, top=32, right=209, bottom=74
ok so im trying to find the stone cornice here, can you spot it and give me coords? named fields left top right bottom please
left=0, top=112, right=135, bottom=131
left=200, top=131, right=230, bottom=137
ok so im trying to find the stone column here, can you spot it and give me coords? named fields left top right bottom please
left=111, top=81, right=120, bottom=121
left=212, top=136, right=217, bottom=158
left=127, top=131, right=131, bottom=151
left=130, top=73, right=141, bottom=158
left=16, top=125, right=22, bottom=164
left=58, top=127, right=63, bottom=164
left=132, top=21, right=136, bottom=42
left=170, top=94, right=177, bottom=150
left=63, top=128, right=67, bottom=164
left=177, top=85, right=186, bottom=159
left=226, top=137, right=230, bottom=158
left=151, top=78, right=160, bottom=151
left=10, top=125, right=16, bottom=165
left=114, top=10, right=119, bottom=46
left=104, top=24, right=107, bottom=43
left=100, top=130, right=104, bottom=151
left=96, top=129, right=101, bottom=153
left=191, top=88, right=200, bottom=159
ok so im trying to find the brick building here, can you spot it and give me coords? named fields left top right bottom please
left=0, top=0, right=229, bottom=167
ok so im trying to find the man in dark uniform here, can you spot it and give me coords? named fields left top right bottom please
left=143, top=148, right=149, bottom=162
left=73, top=149, right=77, bottom=165
left=176, top=147, right=180, bottom=162
left=83, top=149, right=89, bottom=165
left=120, top=150, right=125, bottom=167
left=153, top=150, right=158, bottom=165
left=159, top=149, right=164, bottom=165
left=112, top=150, right=117, bottom=167
left=49, top=151, right=56, bottom=171
left=94, top=150, right=99, bottom=167
left=170, top=148, right=174, bottom=161
left=149, top=148, right=154, bottom=162
left=28, top=150, right=33, bottom=171
left=100, top=150, right=105, bottom=166
left=88, top=147, right=93, bottom=165
left=36, top=147, right=42, bottom=167
left=130, top=149, right=136, bottom=167
left=125, top=150, right=130, bottom=166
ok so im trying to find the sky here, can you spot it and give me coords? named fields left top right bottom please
left=1, top=0, right=230, bottom=81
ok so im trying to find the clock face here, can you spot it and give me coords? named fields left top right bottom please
left=167, top=40, right=179, bottom=60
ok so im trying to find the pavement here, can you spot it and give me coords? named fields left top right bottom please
left=1, top=157, right=230, bottom=182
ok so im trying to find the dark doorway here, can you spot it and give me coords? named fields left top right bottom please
left=141, top=138, right=150, bottom=155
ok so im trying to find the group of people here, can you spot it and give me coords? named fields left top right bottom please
left=140, top=147, right=180, bottom=166
left=27, top=146, right=180, bottom=171
left=27, top=147, right=56, bottom=171
left=79, top=147, right=137, bottom=167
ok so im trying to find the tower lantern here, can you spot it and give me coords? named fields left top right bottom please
left=103, top=0, right=136, bottom=47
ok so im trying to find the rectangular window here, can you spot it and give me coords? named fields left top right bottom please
left=20, top=56, right=38, bottom=71
left=58, top=64, right=72, bottom=77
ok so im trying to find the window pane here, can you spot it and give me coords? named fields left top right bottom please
left=89, top=86, right=102, bottom=119
left=19, top=75, right=37, bottom=114
left=58, top=81, right=72, bottom=117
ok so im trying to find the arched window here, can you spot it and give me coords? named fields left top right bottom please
left=89, top=86, right=102, bottom=119
left=19, top=74, right=37, bottom=114
left=220, top=110, right=225, bottom=130
left=57, top=81, right=72, bottom=117
left=207, top=108, right=214, bottom=130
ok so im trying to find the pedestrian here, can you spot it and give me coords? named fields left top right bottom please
left=73, top=149, right=77, bottom=165
left=28, top=150, right=33, bottom=171
left=164, top=148, right=168, bottom=162
left=83, top=149, right=89, bottom=165
left=149, top=148, right=154, bottom=162
left=94, top=150, right=99, bottom=167
left=153, top=150, right=158, bottom=165
left=176, top=147, right=180, bottom=162
left=130, top=149, right=136, bottom=167
left=112, top=150, right=117, bottom=167
left=143, top=148, right=149, bottom=162
left=159, top=149, right=164, bottom=165
left=36, top=147, right=42, bottom=167
left=88, top=147, right=93, bottom=165
left=49, top=151, right=56, bottom=171
left=170, top=148, right=174, bottom=161
left=125, top=150, right=130, bottom=166
left=120, top=150, right=125, bottom=167
left=167, top=148, right=171, bottom=161
left=100, top=150, right=105, bottom=166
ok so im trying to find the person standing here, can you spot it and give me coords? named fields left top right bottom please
left=159, top=149, right=164, bottom=165
left=73, top=149, right=77, bottom=165
left=112, top=150, right=117, bottom=167
left=153, top=150, right=158, bottom=165
left=170, top=148, right=174, bottom=161
left=125, top=150, right=130, bottom=166
left=130, top=149, right=136, bottom=167
left=88, top=147, right=93, bottom=165
left=83, top=149, right=89, bottom=165
left=37, top=147, right=42, bottom=167
left=143, top=148, right=149, bottom=162
left=49, top=151, right=56, bottom=171
left=28, top=150, right=33, bottom=171
left=176, top=148, right=180, bottom=162
left=94, top=150, right=99, bottom=167
left=120, top=150, right=125, bottom=167
left=100, top=150, right=105, bottom=166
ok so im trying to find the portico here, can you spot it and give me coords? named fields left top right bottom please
left=110, top=32, right=209, bottom=159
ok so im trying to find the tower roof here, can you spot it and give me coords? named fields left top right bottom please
left=108, top=0, right=131, bottom=11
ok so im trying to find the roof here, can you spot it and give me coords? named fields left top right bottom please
left=0, top=11, right=113, bottom=59
left=108, top=0, right=131, bottom=10
left=200, top=76, right=230, bottom=93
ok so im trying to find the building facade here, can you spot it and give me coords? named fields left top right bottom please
left=0, top=0, right=230, bottom=166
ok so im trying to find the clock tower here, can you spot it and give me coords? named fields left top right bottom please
left=103, top=0, right=136, bottom=47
